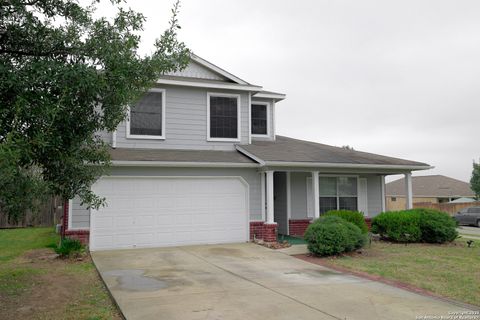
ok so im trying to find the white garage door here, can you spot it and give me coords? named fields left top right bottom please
left=90, top=177, right=249, bottom=251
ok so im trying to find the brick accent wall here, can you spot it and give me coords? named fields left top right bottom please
left=62, top=200, right=90, bottom=245
left=249, top=221, right=277, bottom=242
left=288, top=219, right=312, bottom=236
left=365, top=217, right=372, bottom=231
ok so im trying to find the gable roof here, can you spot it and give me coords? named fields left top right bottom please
left=237, top=135, right=431, bottom=170
left=386, top=175, right=475, bottom=197
left=159, top=54, right=286, bottom=100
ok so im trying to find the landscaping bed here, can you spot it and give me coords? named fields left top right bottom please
left=0, top=227, right=121, bottom=319
left=296, top=238, right=480, bottom=306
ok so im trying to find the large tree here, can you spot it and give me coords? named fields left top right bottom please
left=471, top=160, right=480, bottom=199
left=0, top=0, right=190, bottom=222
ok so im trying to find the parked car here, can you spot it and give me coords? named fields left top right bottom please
left=453, top=207, right=480, bottom=227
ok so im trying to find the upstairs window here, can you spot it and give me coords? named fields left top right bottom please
left=251, top=103, right=269, bottom=136
left=127, top=89, right=165, bottom=139
left=207, top=93, right=240, bottom=141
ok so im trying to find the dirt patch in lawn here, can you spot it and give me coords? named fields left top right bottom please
left=0, top=249, right=122, bottom=320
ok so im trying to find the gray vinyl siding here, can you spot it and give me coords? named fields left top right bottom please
left=69, top=167, right=263, bottom=228
left=166, top=60, right=227, bottom=81
left=290, top=172, right=310, bottom=219
left=71, top=196, right=90, bottom=229
left=104, top=85, right=250, bottom=150
left=366, top=175, right=383, bottom=217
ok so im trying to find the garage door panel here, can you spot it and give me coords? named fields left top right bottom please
left=90, top=177, right=248, bottom=250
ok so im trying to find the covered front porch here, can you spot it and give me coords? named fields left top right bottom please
left=249, top=168, right=415, bottom=241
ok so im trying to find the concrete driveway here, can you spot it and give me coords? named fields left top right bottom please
left=458, top=226, right=480, bottom=239
left=92, top=243, right=474, bottom=320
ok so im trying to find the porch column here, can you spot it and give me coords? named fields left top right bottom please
left=260, top=172, right=266, bottom=221
left=312, top=171, right=320, bottom=219
left=380, top=175, right=386, bottom=212
left=405, top=172, right=413, bottom=209
left=266, top=170, right=275, bottom=224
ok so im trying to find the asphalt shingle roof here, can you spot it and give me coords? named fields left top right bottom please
left=109, top=148, right=256, bottom=164
left=238, top=136, right=430, bottom=167
left=386, top=175, right=475, bottom=197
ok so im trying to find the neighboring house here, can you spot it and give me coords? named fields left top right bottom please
left=62, top=54, right=431, bottom=250
left=385, top=175, right=475, bottom=211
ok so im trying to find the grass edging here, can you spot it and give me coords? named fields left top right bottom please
left=89, top=253, right=126, bottom=320
left=293, top=254, right=479, bottom=310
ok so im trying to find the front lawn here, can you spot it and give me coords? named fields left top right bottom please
left=0, top=227, right=121, bottom=319
left=315, top=239, right=480, bottom=306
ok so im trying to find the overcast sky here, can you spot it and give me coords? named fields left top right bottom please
left=98, top=0, right=479, bottom=182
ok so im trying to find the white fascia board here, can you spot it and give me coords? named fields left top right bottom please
left=263, top=161, right=434, bottom=171
left=156, top=78, right=262, bottom=92
left=253, top=92, right=286, bottom=101
left=111, top=160, right=260, bottom=168
left=235, top=146, right=266, bottom=165
left=190, top=54, right=249, bottom=85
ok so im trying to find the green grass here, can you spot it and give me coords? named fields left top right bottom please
left=0, top=227, right=58, bottom=262
left=0, top=227, right=120, bottom=319
left=326, top=239, right=480, bottom=306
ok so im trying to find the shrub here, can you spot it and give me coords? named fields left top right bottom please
left=371, top=210, right=421, bottom=242
left=324, top=210, right=369, bottom=233
left=371, top=209, right=458, bottom=243
left=417, top=209, right=458, bottom=243
left=55, top=237, right=84, bottom=258
left=304, top=216, right=366, bottom=256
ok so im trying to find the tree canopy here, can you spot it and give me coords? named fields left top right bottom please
left=0, top=0, right=190, bottom=222
left=471, top=160, right=480, bottom=199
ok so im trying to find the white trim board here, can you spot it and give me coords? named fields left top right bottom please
left=126, top=88, right=166, bottom=140
left=206, top=92, right=241, bottom=142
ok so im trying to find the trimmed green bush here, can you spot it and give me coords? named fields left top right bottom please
left=371, top=209, right=458, bottom=243
left=371, top=210, right=421, bottom=242
left=417, top=209, right=458, bottom=243
left=304, top=216, right=366, bottom=256
left=55, top=237, right=84, bottom=258
left=324, top=210, right=369, bottom=233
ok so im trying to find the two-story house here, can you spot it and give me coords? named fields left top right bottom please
left=62, top=54, right=431, bottom=251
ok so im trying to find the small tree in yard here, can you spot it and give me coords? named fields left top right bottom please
left=0, top=0, right=190, bottom=223
left=471, top=160, right=480, bottom=200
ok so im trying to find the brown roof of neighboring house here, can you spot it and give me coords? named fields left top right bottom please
left=385, top=175, right=475, bottom=197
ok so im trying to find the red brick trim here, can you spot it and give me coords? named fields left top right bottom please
left=249, top=221, right=277, bottom=242
left=365, top=217, right=372, bottom=230
left=288, top=219, right=312, bottom=236
left=64, top=229, right=90, bottom=245
left=62, top=199, right=90, bottom=245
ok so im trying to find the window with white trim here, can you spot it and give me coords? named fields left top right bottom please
left=319, top=177, right=358, bottom=213
left=127, top=89, right=165, bottom=139
left=251, top=103, right=268, bottom=135
left=207, top=93, right=240, bottom=140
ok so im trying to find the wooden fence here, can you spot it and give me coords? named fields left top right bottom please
left=0, top=196, right=63, bottom=228
left=414, top=201, right=480, bottom=216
